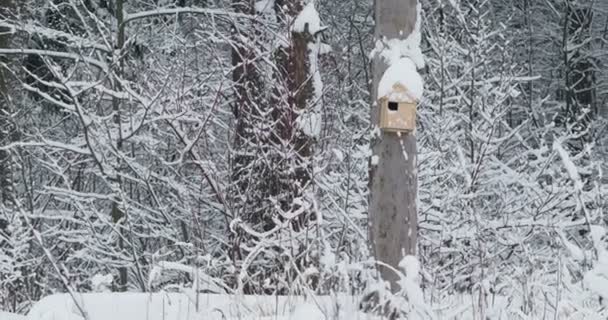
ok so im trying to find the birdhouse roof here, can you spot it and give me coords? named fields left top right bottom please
left=377, top=57, right=424, bottom=102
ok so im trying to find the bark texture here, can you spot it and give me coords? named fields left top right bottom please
left=0, top=0, right=13, bottom=205
left=370, top=0, right=418, bottom=290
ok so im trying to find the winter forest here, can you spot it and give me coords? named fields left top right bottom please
left=0, top=0, right=608, bottom=319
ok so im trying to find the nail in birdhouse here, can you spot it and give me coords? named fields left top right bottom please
left=378, top=83, right=417, bottom=133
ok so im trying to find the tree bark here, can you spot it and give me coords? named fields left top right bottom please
left=112, top=0, right=128, bottom=291
left=0, top=0, right=15, bottom=308
left=553, top=1, right=595, bottom=163
left=370, top=0, right=418, bottom=290
left=0, top=0, right=13, bottom=205
left=230, top=0, right=268, bottom=231
left=229, top=0, right=320, bottom=292
left=274, top=0, right=316, bottom=231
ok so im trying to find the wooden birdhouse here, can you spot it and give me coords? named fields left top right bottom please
left=378, top=83, right=418, bottom=133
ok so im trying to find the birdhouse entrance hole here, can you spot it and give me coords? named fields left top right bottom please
left=377, top=83, right=418, bottom=133
left=388, top=101, right=399, bottom=111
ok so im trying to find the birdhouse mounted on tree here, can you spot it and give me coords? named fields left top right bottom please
left=378, top=83, right=417, bottom=132
left=376, top=57, right=424, bottom=133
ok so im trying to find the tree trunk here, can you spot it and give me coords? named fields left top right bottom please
left=565, top=3, right=594, bottom=116
left=231, top=0, right=318, bottom=231
left=0, top=0, right=15, bottom=309
left=0, top=0, right=13, bottom=205
left=230, top=0, right=269, bottom=231
left=274, top=0, right=317, bottom=231
left=370, top=0, right=418, bottom=291
left=230, top=0, right=321, bottom=292
left=112, top=0, right=128, bottom=291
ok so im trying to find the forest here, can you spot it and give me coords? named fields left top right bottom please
left=0, top=0, right=607, bottom=319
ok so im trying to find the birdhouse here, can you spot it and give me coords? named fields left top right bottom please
left=378, top=83, right=418, bottom=133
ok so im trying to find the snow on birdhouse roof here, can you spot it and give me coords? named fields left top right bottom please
left=377, top=57, right=424, bottom=102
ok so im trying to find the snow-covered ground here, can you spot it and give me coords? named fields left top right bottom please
left=24, top=293, right=377, bottom=320
left=0, top=311, right=26, bottom=320
left=9, top=289, right=601, bottom=320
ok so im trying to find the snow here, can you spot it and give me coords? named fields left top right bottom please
left=292, top=1, right=321, bottom=35
left=123, top=7, right=251, bottom=25
left=25, top=293, right=380, bottom=320
left=374, top=3, right=425, bottom=101
left=590, top=225, right=605, bottom=251
left=332, top=148, right=345, bottom=162
left=148, top=261, right=229, bottom=294
left=560, top=235, right=585, bottom=261
left=399, top=255, right=421, bottom=280
left=255, top=0, right=274, bottom=16
left=584, top=264, right=608, bottom=300
left=0, top=49, right=108, bottom=72
left=294, top=3, right=325, bottom=138
left=371, top=3, right=425, bottom=69
left=0, top=311, right=25, bottom=320
left=309, top=42, right=324, bottom=104
left=371, top=155, right=379, bottom=165
left=553, top=140, right=583, bottom=191
left=254, top=0, right=276, bottom=19
left=377, top=57, right=424, bottom=101
left=296, top=111, right=322, bottom=137
left=584, top=228, right=608, bottom=301
left=90, top=274, right=113, bottom=292
left=319, top=43, right=332, bottom=54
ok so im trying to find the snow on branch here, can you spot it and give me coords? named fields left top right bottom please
left=0, top=21, right=110, bottom=52
left=148, top=261, right=230, bottom=294
left=0, top=48, right=108, bottom=72
left=553, top=140, right=583, bottom=191
left=123, top=7, right=257, bottom=26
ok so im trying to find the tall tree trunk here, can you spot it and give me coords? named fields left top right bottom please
left=230, top=0, right=268, bottom=230
left=230, top=0, right=322, bottom=291
left=231, top=0, right=319, bottom=231
left=0, top=0, right=13, bottom=205
left=563, top=1, right=594, bottom=131
left=370, top=0, right=419, bottom=290
left=274, top=0, right=318, bottom=231
left=0, top=0, right=16, bottom=310
left=112, top=0, right=128, bottom=291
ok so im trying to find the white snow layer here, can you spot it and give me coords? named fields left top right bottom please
left=292, top=1, right=321, bottom=34
left=399, top=255, right=421, bottom=280
left=585, top=251, right=608, bottom=299
left=26, top=293, right=382, bottom=320
left=254, top=0, right=274, bottom=15
left=293, top=0, right=325, bottom=138
left=372, top=3, right=425, bottom=69
left=297, top=111, right=322, bottom=137
left=0, top=311, right=25, bottom=320
left=553, top=140, right=583, bottom=191
left=309, top=41, right=323, bottom=106
left=374, top=3, right=425, bottom=101
left=377, top=57, right=423, bottom=101
left=90, top=273, right=113, bottom=292
left=584, top=226, right=608, bottom=299
left=148, top=261, right=228, bottom=294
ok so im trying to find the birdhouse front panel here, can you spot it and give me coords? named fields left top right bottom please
left=379, top=99, right=417, bottom=132
left=377, top=82, right=418, bottom=133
